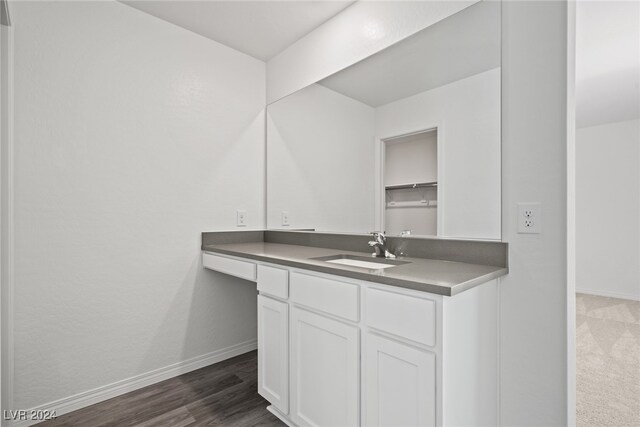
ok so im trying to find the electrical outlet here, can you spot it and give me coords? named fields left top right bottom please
left=236, top=210, right=247, bottom=227
left=517, top=203, right=541, bottom=234
left=281, top=211, right=290, bottom=226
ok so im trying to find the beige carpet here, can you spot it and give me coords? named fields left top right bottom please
left=577, top=293, right=640, bottom=426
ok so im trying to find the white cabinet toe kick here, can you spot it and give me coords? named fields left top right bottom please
left=203, top=251, right=498, bottom=427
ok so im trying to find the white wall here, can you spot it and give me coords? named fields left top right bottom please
left=575, top=0, right=640, bottom=302
left=500, top=1, right=570, bottom=424
left=0, top=8, right=11, bottom=415
left=376, top=68, right=501, bottom=240
left=268, top=1, right=570, bottom=425
left=266, top=84, right=375, bottom=232
left=7, top=0, right=265, bottom=411
left=576, top=119, right=640, bottom=300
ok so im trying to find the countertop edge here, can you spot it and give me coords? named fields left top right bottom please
left=202, top=246, right=508, bottom=297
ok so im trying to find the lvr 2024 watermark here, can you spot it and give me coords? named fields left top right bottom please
left=3, top=409, right=57, bottom=421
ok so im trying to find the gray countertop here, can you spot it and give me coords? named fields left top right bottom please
left=202, top=242, right=507, bottom=297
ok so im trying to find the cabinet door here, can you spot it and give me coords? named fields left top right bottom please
left=365, top=333, right=436, bottom=427
left=291, top=307, right=360, bottom=427
left=258, top=295, right=289, bottom=414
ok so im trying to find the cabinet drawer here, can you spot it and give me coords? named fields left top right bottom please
left=366, top=288, right=436, bottom=346
left=202, top=253, right=256, bottom=281
left=290, top=272, right=359, bottom=322
left=257, top=264, right=289, bottom=299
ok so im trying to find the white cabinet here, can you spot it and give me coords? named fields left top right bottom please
left=290, top=307, right=360, bottom=427
left=257, top=295, right=289, bottom=414
left=365, top=333, right=436, bottom=427
left=290, top=271, right=360, bottom=322
left=208, top=258, right=497, bottom=427
left=258, top=264, right=289, bottom=299
left=366, top=287, right=436, bottom=347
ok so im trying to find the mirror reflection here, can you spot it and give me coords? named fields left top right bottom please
left=267, top=1, right=501, bottom=240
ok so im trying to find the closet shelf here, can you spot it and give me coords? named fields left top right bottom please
left=386, top=200, right=437, bottom=208
left=385, top=182, right=437, bottom=191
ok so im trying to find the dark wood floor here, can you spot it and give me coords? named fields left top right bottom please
left=38, top=351, right=283, bottom=427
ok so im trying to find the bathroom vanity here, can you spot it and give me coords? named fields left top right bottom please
left=202, top=2, right=508, bottom=425
left=201, top=231, right=508, bottom=427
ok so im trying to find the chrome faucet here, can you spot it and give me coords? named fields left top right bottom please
left=368, top=232, right=396, bottom=259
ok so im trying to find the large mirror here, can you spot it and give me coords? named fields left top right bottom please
left=267, top=1, right=501, bottom=240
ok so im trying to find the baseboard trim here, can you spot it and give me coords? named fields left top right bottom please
left=9, top=339, right=257, bottom=427
left=577, top=288, right=640, bottom=302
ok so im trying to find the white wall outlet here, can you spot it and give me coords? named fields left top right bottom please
left=236, top=210, right=247, bottom=227
left=281, top=211, right=290, bottom=226
left=517, top=203, right=541, bottom=234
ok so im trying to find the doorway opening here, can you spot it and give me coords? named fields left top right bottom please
left=572, top=1, right=640, bottom=425
left=382, top=129, right=438, bottom=237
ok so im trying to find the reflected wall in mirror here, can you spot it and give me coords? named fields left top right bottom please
left=267, top=1, right=501, bottom=240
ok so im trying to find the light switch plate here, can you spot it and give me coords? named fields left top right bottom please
left=281, top=211, right=290, bottom=226
left=237, top=210, right=247, bottom=227
left=517, top=203, right=541, bottom=234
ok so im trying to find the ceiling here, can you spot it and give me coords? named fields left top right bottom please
left=121, top=0, right=355, bottom=61
left=121, top=0, right=638, bottom=127
left=319, top=1, right=499, bottom=107
left=576, top=0, right=640, bottom=128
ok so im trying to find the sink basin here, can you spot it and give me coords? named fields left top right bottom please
left=327, top=258, right=397, bottom=269
left=311, top=254, right=409, bottom=270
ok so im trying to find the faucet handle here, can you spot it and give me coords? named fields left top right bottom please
left=369, top=231, right=386, bottom=243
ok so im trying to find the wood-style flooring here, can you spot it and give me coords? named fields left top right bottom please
left=38, top=351, right=283, bottom=427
